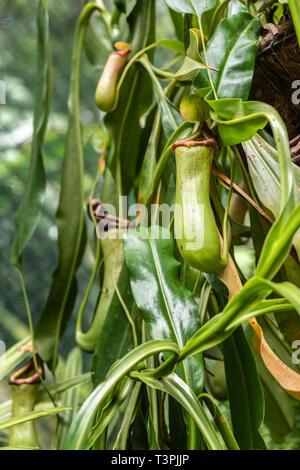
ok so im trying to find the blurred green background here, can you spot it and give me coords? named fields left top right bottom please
left=0, top=0, right=174, bottom=355
left=1, top=0, right=102, bottom=354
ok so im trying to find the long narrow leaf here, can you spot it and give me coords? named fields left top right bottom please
left=62, top=340, right=179, bottom=450
left=123, top=226, right=204, bottom=395
left=0, top=407, right=71, bottom=431
left=11, top=0, right=52, bottom=268
left=131, top=371, right=224, bottom=450
left=34, top=3, right=105, bottom=367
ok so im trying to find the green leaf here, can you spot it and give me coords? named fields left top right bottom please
left=114, top=0, right=137, bottom=16
left=104, top=0, right=155, bottom=194
left=194, top=12, right=260, bottom=100
left=131, top=371, right=224, bottom=450
left=199, top=393, right=239, bottom=449
left=243, top=133, right=300, bottom=217
left=155, top=38, right=185, bottom=54
left=168, top=7, right=185, bottom=41
left=57, top=348, right=84, bottom=447
left=123, top=226, right=204, bottom=395
left=142, top=121, right=192, bottom=206
left=256, top=278, right=300, bottom=315
left=242, top=133, right=300, bottom=258
left=228, top=299, right=294, bottom=329
left=223, top=327, right=265, bottom=449
left=206, top=0, right=232, bottom=38
left=209, top=100, right=297, bottom=216
left=208, top=99, right=267, bottom=145
left=138, top=110, right=161, bottom=205
left=0, top=446, right=39, bottom=450
left=11, top=0, right=52, bottom=268
left=75, top=223, right=136, bottom=385
left=255, top=204, right=300, bottom=280
left=175, top=28, right=216, bottom=81
left=91, top=242, right=136, bottom=386
left=61, top=340, right=179, bottom=450
left=139, top=55, right=183, bottom=140
left=209, top=98, right=300, bottom=275
left=34, top=3, right=104, bottom=368
left=289, top=0, right=300, bottom=48
left=87, top=377, right=134, bottom=448
left=165, top=0, right=217, bottom=20
left=0, top=373, right=92, bottom=425
left=0, top=407, right=71, bottom=431
left=258, top=364, right=295, bottom=442
left=243, top=134, right=282, bottom=218
left=84, top=10, right=112, bottom=67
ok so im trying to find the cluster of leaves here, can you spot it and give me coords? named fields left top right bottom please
left=1, top=0, right=300, bottom=451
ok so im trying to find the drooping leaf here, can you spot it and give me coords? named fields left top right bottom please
left=131, top=371, right=225, bottom=450
left=123, top=226, right=204, bottom=395
left=194, top=12, right=260, bottom=100
left=0, top=407, right=71, bottom=432
left=57, top=348, right=84, bottom=448
left=91, top=240, right=136, bottom=386
left=0, top=373, right=92, bottom=425
left=255, top=204, right=300, bottom=280
left=11, top=0, right=52, bottom=268
left=62, top=340, right=179, bottom=450
left=199, top=393, right=239, bottom=449
left=87, top=377, right=134, bottom=448
left=34, top=4, right=105, bottom=368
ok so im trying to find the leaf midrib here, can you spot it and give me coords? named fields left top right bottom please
left=214, top=18, right=256, bottom=96
left=147, top=231, right=182, bottom=347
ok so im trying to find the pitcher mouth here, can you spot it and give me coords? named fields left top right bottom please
left=111, top=41, right=131, bottom=56
left=9, top=355, right=44, bottom=386
left=172, top=138, right=219, bottom=152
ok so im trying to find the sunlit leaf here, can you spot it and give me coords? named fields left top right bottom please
left=123, top=226, right=204, bottom=395
left=194, top=12, right=260, bottom=100
left=131, top=371, right=225, bottom=450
